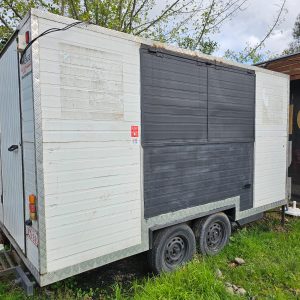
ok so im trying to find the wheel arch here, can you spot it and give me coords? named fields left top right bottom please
left=148, top=205, right=236, bottom=249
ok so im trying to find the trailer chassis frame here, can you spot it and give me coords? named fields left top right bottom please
left=0, top=248, right=34, bottom=296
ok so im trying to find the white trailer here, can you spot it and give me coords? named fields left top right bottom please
left=0, top=9, right=289, bottom=286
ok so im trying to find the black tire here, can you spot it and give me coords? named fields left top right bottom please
left=148, top=224, right=196, bottom=274
left=193, top=213, right=231, bottom=256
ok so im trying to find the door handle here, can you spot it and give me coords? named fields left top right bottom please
left=8, top=145, right=19, bottom=152
left=243, top=183, right=251, bottom=189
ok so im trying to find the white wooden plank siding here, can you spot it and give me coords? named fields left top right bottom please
left=254, top=70, right=289, bottom=207
left=37, top=17, right=142, bottom=272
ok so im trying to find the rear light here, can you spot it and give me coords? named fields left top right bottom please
left=29, top=194, right=37, bottom=221
left=25, top=31, right=30, bottom=44
left=17, top=31, right=30, bottom=52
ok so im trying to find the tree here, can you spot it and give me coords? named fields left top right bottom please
left=0, top=0, right=249, bottom=54
left=0, top=1, right=56, bottom=47
left=283, top=13, right=300, bottom=55
left=224, top=0, right=287, bottom=64
left=0, top=0, right=287, bottom=63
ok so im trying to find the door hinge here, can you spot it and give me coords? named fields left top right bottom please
left=197, top=60, right=206, bottom=66
left=243, top=183, right=251, bottom=189
left=148, top=48, right=163, bottom=57
left=1, top=194, right=3, bottom=204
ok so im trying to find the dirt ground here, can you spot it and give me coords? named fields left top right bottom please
left=73, top=252, right=151, bottom=291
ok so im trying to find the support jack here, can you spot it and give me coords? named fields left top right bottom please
left=0, top=247, right=34, bottom=296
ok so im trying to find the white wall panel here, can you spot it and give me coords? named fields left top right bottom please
left=37, top=17, right=142, bottom=272
left=18, top=19, right=40, bottom=270
left=254, top=70, right=289, bottom=207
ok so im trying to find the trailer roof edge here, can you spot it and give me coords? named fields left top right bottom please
left=0, top=8, right=289, bottom=79
left=29, top=8, right=290, bottom=78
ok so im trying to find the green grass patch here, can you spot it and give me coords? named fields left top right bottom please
left=1, top=214, right=300, bottom=299
left=114, top=215, right=300, bottom=300
left=0, top=277, right=26, bottom=300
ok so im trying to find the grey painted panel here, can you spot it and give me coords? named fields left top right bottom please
left=144, top=143, right=253, bottom=218
left=208, top=66, right=255, bottom=142
left=141, top=48, right=208, bottom=146
left=141, top=46, right=254, bottom=219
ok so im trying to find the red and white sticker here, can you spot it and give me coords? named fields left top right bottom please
left=26, top=226, right=39, bottom=247
left=20, top=52, right=32, bottom=78
left=131, top=125, right=139, bottom=144
left=131, top=125, right=139, bottom=137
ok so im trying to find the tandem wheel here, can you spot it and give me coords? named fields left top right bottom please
left=148, top=223, right=196, bottom=273
left=193, top=212, right=231, bottom=256
left=148, top=213, right=232, bottom=273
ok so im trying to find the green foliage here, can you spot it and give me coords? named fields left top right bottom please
left=224, top=0, right=287, bottom=64
left=114, top=262, right=234, bottom=300
left=0, top=0, right=56, bottom=46
left=113, top=215, right=300, bottom=300
left=224, top=44, right=270, bottom=64
left=0, top=279, right=26, bottom=300
left=293, top=14, right=300, bottom=39
left=0, top=0, right=249, bottom=54
left=0, top=1, right=288, bottom=63
left=283, top=13, right=300, bottom=55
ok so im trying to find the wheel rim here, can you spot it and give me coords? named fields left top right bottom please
left=206, top=221, right=225, bottom=251
left=164, top=236, right=187, bottom=268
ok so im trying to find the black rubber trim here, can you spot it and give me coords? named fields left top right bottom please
left=236, top=212, right=263, bottom=226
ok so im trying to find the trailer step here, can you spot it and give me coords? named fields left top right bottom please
left=0, top=246, right=34, bottom=296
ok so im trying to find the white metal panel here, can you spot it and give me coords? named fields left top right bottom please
left=12, top=18, right=40, bottom=270
left=37, top=17, right=142, bottom=272
left=21, top=55, right=39, bottom=269
left=254, top=71, right=289, bottom=207
left=0, top=39, right=25, bottom=251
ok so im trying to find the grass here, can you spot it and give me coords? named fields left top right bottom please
left=1, top=213, right=300, bottom=299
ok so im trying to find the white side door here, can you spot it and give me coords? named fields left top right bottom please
left=0, top=39, right=25, bottom=252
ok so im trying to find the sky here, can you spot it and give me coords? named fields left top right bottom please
left=213, top=0, right=299, bottom=56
